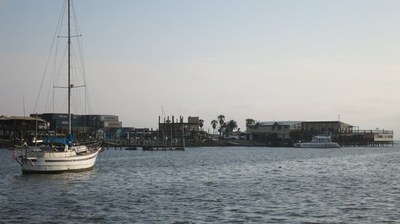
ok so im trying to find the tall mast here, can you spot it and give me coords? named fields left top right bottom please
left=67, top=0, right=72, bottom=135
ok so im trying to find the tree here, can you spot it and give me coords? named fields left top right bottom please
left=226, top=120, right=238, bottom=136
left=217, top=115, right=225, bottom=138
left=199, top=119, right=204, bottom=131
left=218, top=115, right=225, bottom=126
left=246, top=118, right=255, bottom=127
left=211, top=120, right=218, bottom=134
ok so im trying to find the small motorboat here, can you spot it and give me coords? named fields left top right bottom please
left=294, top=136, right=341, bottom=148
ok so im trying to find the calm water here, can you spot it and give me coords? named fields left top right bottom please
left=1, top=146, right=400, bottom=223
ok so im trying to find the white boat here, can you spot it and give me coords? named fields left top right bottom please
left=15, top=143, right=101, bottom=174
left=294, top=136, right=341, bottom=148
left=14, top=0, right=101, bottom=174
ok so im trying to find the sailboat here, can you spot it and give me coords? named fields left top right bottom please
left=14, top=0, right=101, bottom=174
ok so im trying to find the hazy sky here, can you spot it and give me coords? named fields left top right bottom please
left=2, top=0, right=400, bottom=136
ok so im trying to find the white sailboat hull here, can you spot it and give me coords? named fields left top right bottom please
left=19, top=147, right=101, bottom=174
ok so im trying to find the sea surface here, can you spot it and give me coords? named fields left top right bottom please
left=1, top=146, right=400, bottom=223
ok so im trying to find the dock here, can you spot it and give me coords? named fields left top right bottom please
left=102, top=141, right=185, bottom=151
left=142, top=146, right=184, bottom=151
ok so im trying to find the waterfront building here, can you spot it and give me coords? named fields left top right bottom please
left=0, top=115, right=48, bottom=146
left=246, top=120, right=353, bottom=144
left=301, top=121, right=353, bottom=137
left=158, top=115, right=202, bottom=141
left=34, top=113, right=122, bottom=140
left=246, top=119, right=393, bottom=146
left=342, top=128, right=394, bottom=146
left=246, top=121, right=302, bottom=145
left=301, top=121, right=353, bottom=140
left=362, top=129, right=394, bottom=142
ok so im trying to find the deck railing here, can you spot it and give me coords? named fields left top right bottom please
left=352, top=130, right=393, bottom=134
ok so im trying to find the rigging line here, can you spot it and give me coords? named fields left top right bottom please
left=72, top=46, right=84, bottom=85
left=85, top=88, right=88, bottom=115
left=71, top=57, right=84, bottom=115
left=34, top=0, right=67, bottom=113
left=22, top=95, right=26, bottom=118
left=56, top=44, right=68, bottom=89
left=46, top=43, right=68, bottom=113
left=61, top=94, right=68, bottom=114
left=45, top=37, right=61, bottom=113
left=73, top=1, right=93, bottom=116
left=72, top=1, right=84, bottom=83
left=72, top=90, right=77, bottom=115
left=52, top=87, right=55, bottom=113
left=71, top=49, right=84, bottom=115
left=72, top=0, right=93, bottom=116
left=46, top=8, right=68, bottom=114
left=76, top=37, right=91, bottom=115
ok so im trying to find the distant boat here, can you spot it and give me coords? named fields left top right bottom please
left=294, top=136, right=341, bottom=148
left=13, top=0, right=101, bottom=174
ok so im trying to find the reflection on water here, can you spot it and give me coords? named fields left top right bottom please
left=1, top=146, right=400, bottom=223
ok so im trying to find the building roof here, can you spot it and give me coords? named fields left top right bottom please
left=0, top=115, right=46, bottom=122
left=249, top=120, right=353, bottom=127
left=255, top=121, right=303, bottom=126
left=303, top=121, right=353, bottom=127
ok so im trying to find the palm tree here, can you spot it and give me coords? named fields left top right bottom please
left=211, top=120, right=218, bottom=134
left=217, top=115, right=225, bottom=138
left=199, top=119, right=204, bottom=131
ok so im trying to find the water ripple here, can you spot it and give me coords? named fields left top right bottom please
left=2, top=147, right=400, bottom=223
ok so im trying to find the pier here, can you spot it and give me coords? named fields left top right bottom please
left=338, top=129, right=394, bottom=147
left=142, top=146, right=184, bottom=151
left=102, top=141, right=185, bottom=151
